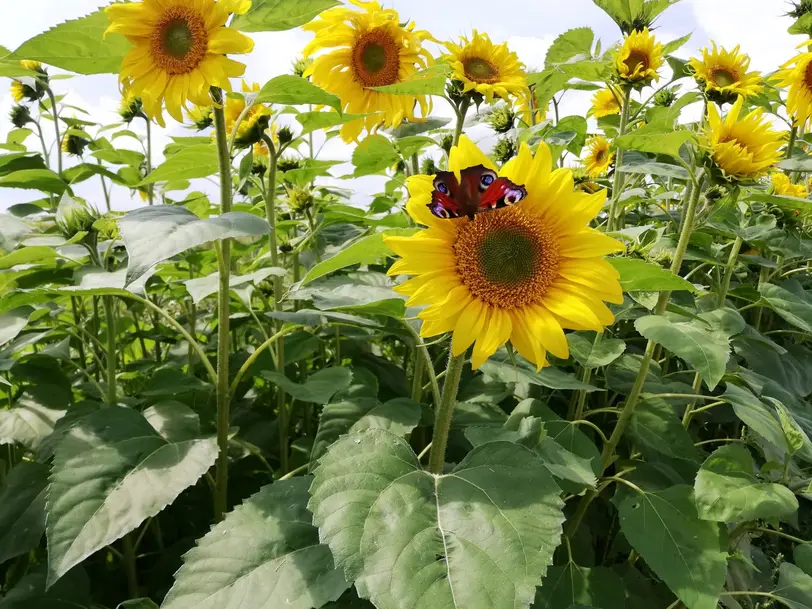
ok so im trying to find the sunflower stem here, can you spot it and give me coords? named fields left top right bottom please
left=718, top=235, right=744, bottom=308
left=46, top=87, right=62, bottom=175
left=261, top=133, right=289, bottom=475
left=567, top=174, right=704, bottom=538
left=608, top=86, right=632, bottom=232
left=212, top=96, right=233, bottom=522
left=145, top=117, right=154, bottom=205
left=572, top=332, right=602, bottom=421
left=428, top=352, right=466, bottom=474
left=453, top=98, right=471, bottom=147
left=103, top=296, right=117, bottom=406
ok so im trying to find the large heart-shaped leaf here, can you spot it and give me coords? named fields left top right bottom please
left=161, top=478, right=348, bottom=609
left=608, top=258, right=697, bottom=292
left=567, top=333, right=626, bottom=368
left=309, top=429, right=565, bottom=609
left=309, top=396, right=379, bottom=470
left=635, top=315, right=730, bottom=389
left=0, top=461, right=48, bottom=564
left=694, top=444, right=798, bottom=522
left=256, top=75, right=341, bottom=110
left=618, top=485, right=727, bottom=609
left=119, top=206, right=269, bottom=285
left=534, top=562, right=625, bottom=609
left=46, top=407, right=218, bottom=586
left=759, top=282, right=812, bottom=333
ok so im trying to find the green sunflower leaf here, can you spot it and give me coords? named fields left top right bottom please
left=256, top=75, right=341, bottom=111
left=608, top=258, right=698, bottom=292
left=231, top=0, right=341, bottom=32
left=309, top=429, right=565, bottom=609
left=11, top=9, right=131, bottom=75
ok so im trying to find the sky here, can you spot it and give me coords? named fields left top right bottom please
left=0, top=0, right=804, bottom=213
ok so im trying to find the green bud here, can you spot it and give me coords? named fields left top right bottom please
left=56, top=194, right=98, bottom=238
left=420, top=157, right=438, bottom=175
left=279, top=240, right=294, bottom=254
left=92, top=215, right=121, bottom=242
left=277, top=156, right=302, bottom=173
left=61, top=132, right=89, bottom=157
left=440, top=134, right=454, bottom=156
left=292, top=56, right=313, bottom=78
left=487, top=105, right=516, bottom=134
left=493, top=136, right=517, bottom=163
left=277, top=125, right=295, bottom=145
left=287, top=186, right=314, bottom=213
left=9, top=104, right=32, bottom=129
left=653, top=87, right=678, bottom=107
left=119, top=93, right=144, bottom=124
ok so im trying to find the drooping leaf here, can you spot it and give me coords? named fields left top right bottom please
left=309, top=429, right=565, bottom=609
left=545, top=27, right=595, bottom=66
left=629, top=398, right=701, bottom=464
left=119, top=206, right=269, bottom=285
left=694, top=444, right=798, bottom=523
left=0, top=306, right=33, bottom=346
left=11, top=9, right=131, bottom=75
left=608, top=258, right=697, bottom=292
left=0, top=169, right=67, bottom=194
left=46, top=407, right=218, bottom=586
left=296, top=111, right=374, bottom=135
left=567, top=333, right=626, bottom=368
left=139, top=145, right=219, bottom=185
left=370, top=64, right=451, bottom=97
left=161, top=478, right=349, bottom=609
left=231, top=0, right=340, bottom=31
left=775, top=562, right=812, bottom=609
left=482, top=351, right=602, bottom=392
left=256, top=75, right=341, bottom=110
left=347, top=398, right=422, bottom=437
left=635, top=315, right=730, bottom=390
left=310, top=396, right=379, bottom=470
left=759, top=282, right=812, bottom=334
left=351, top=135, right=400, bottom=177
left=724, top=384, right=793, bottom=455
left=618, top=485, right=727, bottom=609
left=0, top=461, right=48, bottom=564
left=0, top=391, right=66, bottom=451
left=615, top=124, right=695, bottom=159
left=261, top=367, right=353, bottom=404
left=184, top=267, right=285, bottom=304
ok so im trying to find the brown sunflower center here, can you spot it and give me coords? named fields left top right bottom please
left=804, top=60, right=812, bottom=90
left=464, top=57, right=499, bottom=84
left=351, top=28, right=400, bottom=87
left=625, top=50, right=649, bottom=74
left=595, top=148, right=607, bottom=163
left=710, top=67, right=738, bottom=87
left=151, top=8, right=208, bottom=75
left=454, top=206, right=559, bottom=309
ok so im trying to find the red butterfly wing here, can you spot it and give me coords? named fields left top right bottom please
left=428, top=172, right=463, bottom=218
left=478, top=177, right=528, bottom=211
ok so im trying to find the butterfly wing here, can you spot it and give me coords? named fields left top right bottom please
left=428, top=171, right=463, bottom=218
left=478, top=177, right=528, bottom=211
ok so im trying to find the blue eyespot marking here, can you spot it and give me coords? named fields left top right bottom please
left=481, top=174, right=495, bottom=187
left=437, top=182, right=448, bottom=194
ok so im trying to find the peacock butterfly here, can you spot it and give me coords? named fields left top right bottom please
left=427, top=165, right=527, bottom=220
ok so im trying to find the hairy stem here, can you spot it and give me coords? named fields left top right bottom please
left=212, top=96, right=233, bottom=522
left=428, top=352, right=466, bottom=474
left=145, top=117, right=154, bottom=205
left=46, top=87, right=62, bottom=175
left=452, top=98, right=471, bottom=147
left=608, top=86, right=632, bottom=231
left=103, top=296, right=117, bottom=405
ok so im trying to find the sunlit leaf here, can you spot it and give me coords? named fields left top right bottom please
left=232, top=0, right=340, bottom=31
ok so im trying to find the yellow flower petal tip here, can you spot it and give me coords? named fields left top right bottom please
left=615, top=28, right=663, bottom=85
left=106, top=0, right=254, bottom=125
left=388, top=139, right=622, bottom=371
left=689, top=42, right=763, bottom=103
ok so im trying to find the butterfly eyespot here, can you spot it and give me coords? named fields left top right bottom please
left=437, top=182, right=448, bottom=194
left=504, top=188, right=525, bottom=205
left=480, top=173, right=496, bottom=188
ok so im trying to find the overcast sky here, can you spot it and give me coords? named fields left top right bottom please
left=0, top=0, right=803, bottom=213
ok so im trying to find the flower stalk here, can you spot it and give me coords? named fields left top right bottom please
left=428, top=352, right=466, bottom=474
left=608, top=86, right=632, bottom=231
left=212, top=95, right=233, bottom=522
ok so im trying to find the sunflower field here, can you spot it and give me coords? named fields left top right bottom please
left=4, top=0, right=812, bottom=607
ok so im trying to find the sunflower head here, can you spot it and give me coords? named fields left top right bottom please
left=291, top=55, right=313, bottom=78
left=486, top=105, right=516, bottom=133
left=614, top=28, right=663, bottom=86
left=56, top=196, right=98, bottom=238
left=514, top=87, right=547, bottom=126
left=188, top=104, right=214, bottom=130
left=705, top=96, right=783, bottom=182
left=105, top=0, right=255, bottom=126
left=689, top=43, right=763, bottom=105
left=385, top=136, right=623, bottom=370
left=61, top=132, right=89, bottom=157
left=303, top=0, right=433, bottom=142
left=583, top=136, right=615, bottom=178
left=771, top=172, right=809, bottom=198
left=10, top=60, right=48, bottom=103
left=277, top=156, right=302, bottom=173
left=445, top=30, right=527, bottom=103
left=119, top=90, right=144, bottom=123
left=774, top=48, right=812, bottom=128
left=223, top=81, right=274, bottom=149
left=9, top=105, right=32, bottom=129
left=287, top=186, right=314, bottom=213
left=591, top=87, right=621, bottom=118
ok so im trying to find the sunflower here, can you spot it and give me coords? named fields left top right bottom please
left=445, top=30, right=527, bottom=102
left=385, top=136, right=623, bottom=370
left=105, top=0, right=255, bottom=127
left=689, top=43, right=763, bottom=103
left=302, top=0, right=433, bottom=142
left=583, top=136, right=614, bottom=178
left=188, top=104, right=214, bottom=130
left=774, top=46, right=812, bottom=128
left=705, top=96, right=783, bottom=181
left=514, top=87, right=547, bottom=126
left=772, top=172, right=808, bottom=198
left=10, top=60, right=47, bottom=103
left=119, top=90, right=144, bottom=123
left=615, top=28, right=663, bottom=85
left=10, top=81, right=25, bottom=103
left=591, top=87, right=621, bottom=118
left=221, top=80, right=272, bottom=148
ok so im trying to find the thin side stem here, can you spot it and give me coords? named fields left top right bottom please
left=121, top=534, right=139, bottom=598
left=145, top=117, right=154, bottom=205
left=46, top=88, right=62, bottom=174
left=608, top=86, right=632, bottom=231
left=228, top=326, right=299, bottom=397
left=212, top=97, right=234, bottom=522
left=400, top=321, right=442, bottom=408
left=428, top=352, right=466, bottom=474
